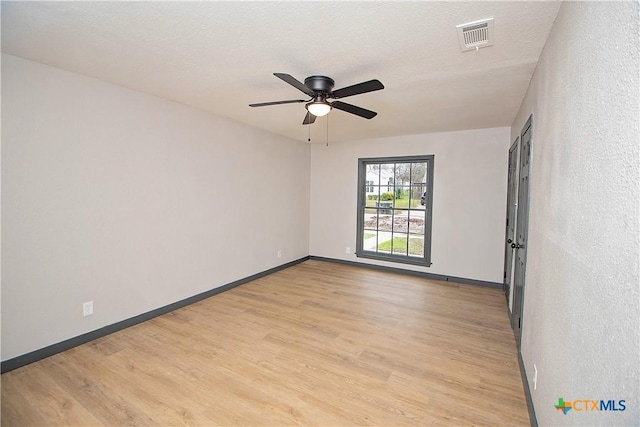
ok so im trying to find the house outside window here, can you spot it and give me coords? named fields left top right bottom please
left=356, top=155, right=434, bottom=266
left=365, top=180, right=374, bottom=193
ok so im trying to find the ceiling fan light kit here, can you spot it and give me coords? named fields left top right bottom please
left=250, top=73, right=384, bottom=125
left=306, top=99, right=332, bottom=117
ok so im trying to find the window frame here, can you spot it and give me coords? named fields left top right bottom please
left=355, top=155, right=434, bottom=267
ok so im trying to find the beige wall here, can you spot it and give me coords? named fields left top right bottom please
left=511, top=2, right=639, bottom=424
left=1, top=54, right=310, bottom=360
left=309, top=127, right=510, bottom=283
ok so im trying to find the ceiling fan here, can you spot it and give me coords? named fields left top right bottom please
left=249, top=73, right=384, bottom=125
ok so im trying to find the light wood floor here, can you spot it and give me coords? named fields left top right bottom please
left=1, top=260, right=529, bottom=426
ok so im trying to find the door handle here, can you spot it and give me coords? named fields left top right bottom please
left=511, top=242, right=525, bottom=249
left=507, top=239, right=513, bottom=244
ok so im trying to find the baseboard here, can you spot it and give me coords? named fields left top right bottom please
left=518, top=351, right=538, bottom=427
left=505, top=295, right=537, bottom=427
left=309, top=256, right=503, bottom=288
left=1, top=256, right=310, bottom=374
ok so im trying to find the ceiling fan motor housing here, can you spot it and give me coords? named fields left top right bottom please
left=304, top=76, right=335, bottom=94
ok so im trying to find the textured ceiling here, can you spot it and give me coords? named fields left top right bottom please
left=1, top=1, right=561, bottom=143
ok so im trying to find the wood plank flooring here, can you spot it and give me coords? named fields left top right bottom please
left=1, top=260, right=530, bottom=426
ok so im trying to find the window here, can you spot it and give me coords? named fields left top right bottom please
left=356, top=155, right=434, bottom=266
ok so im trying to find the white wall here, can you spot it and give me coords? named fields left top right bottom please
left=1, top=54, right=310, bottom=361
left=309, top=127, right=510, bottom=283
left=511, top=2, right=639, bottom=425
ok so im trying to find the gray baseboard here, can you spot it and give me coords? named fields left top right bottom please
left=309, top=255, right=503, bottom=288
left=1, top=256, right=310, bottom=374
left=505, top=301, right=537, bottom=427
left=518, top=351, right=538, bottom=427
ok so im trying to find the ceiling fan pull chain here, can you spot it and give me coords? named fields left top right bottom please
left=326, top=114, right=329, bottom=147
left=308, top=119, right=311, bottom=143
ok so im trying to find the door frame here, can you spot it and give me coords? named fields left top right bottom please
left=503, top=137, right=519, bottom=301
left=511, top=114, right=533, bottom=346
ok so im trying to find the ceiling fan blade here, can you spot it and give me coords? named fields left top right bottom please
left=331, top=79, right=384, bottom=99
left=274, top=73, right=315, bottom=97
left=249, top=99, right=306, bottom=107
left=331, top=101, right=377, bottom=119
left=302, top=111, right=317, bottom=125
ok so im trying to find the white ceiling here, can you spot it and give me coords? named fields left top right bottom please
left=1, top=1, right=561, bottom=143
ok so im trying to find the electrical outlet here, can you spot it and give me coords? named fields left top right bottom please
left=83, top=301, right=94, bottom=317
left=533, top=364, right=538, bottom=390
left=277, top=250, right=282, bottom=258
left=345, top=246, right=351, bottom=254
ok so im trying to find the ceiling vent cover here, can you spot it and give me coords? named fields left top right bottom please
left=457, top=18, right=494, bottom=51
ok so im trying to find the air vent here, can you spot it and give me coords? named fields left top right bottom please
left=457, top=18, right=494, bottom=52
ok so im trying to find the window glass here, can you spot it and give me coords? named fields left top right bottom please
left=356, top=156, right=434, bottom=266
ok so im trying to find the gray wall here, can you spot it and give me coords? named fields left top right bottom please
left=309, top=127, right=510, bottom=283
left=511, top=2, right=639, bottom=425
left=1, top=54, right=311, bottom=361
left=2, top=53, right=512, bottom=362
